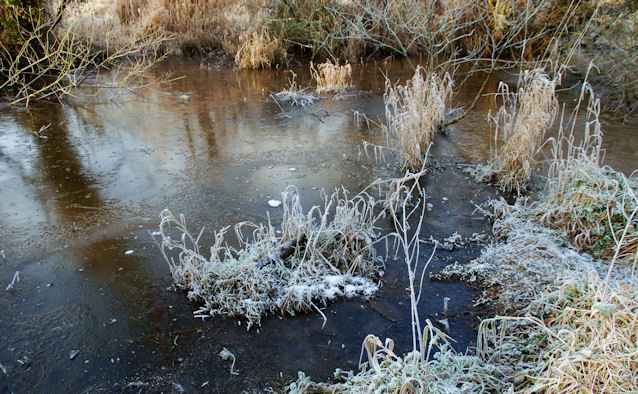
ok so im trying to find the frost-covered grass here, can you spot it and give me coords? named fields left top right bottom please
left=288, top=325, right=506, bottom=393
left=480, top=69, right=558, bottom=194
left=540, top=85, right=637, bottom=260
left=383, top=67, right=453, bottom=171
left=271, top=71, right=320, bottom=107
left=439, top=198, right=638, bottom=392
left=289, top=191, right=638, bottom=393
left=157, top=186, right=386, bottom=328
left=286, top=85, right=638, bottom=393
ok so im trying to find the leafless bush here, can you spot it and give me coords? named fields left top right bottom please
left=0, top=5, right=170, bottom=105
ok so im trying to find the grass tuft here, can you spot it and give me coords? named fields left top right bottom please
left=235, top=29, right=281, bottom=69
left=540, top=84, right=637, bottom=259
left=482, top=69, right=558, bottom=193
left=383, top=67, right=453, bottom=171
left=271, top=71, right=320, bottom=107
left=310, top=60, right=352, bottom=93
left=156, top=186, right=386, bottom=328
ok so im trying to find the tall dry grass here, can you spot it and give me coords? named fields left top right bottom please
left=310, top=60, right=352, bottom=93
left=57, top=0, right=590, bottom=64
left=234, top=29, right=281, bottom=69
left=59, top=0, right=268, bottom=55
left=383, top=66, right=453, bottom=170
left=483, top=69, right=558, bottom=193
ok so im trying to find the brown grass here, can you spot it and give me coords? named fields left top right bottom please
left=482, top=69, right=558, bottom=193
left=383, top=67, right=453, bottom=170
left=59, top=0, right=269, bottom=55
left=234, top=29, right=281, bottom=69
left=310, top=60, right=351, bottom=93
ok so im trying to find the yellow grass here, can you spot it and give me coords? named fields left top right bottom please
left=310, top=60, right=352, bottom=93
left=484, top=69, right=558, bottom=193
left=59, top=0, right=269, bottom=54
left=383, top=67, right=453, bottom=170
left=235, top=30, right=281, bottom=69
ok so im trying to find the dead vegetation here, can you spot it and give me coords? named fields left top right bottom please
left=480, top=69, right=559, bottom=193
left=235, top=29, right=282, bottom=69
left=287, top=77, right=638, bottom=392
left=310, top=60, right=351, bottom=93
left=6, top=0, right=635, bottom=114
left=156, top=186, right=387, bottom=328
left=271, top=71, right=320, bottom=107
left=58, top=0, right=266, bottom=55
left=383, top=66, right=453, bottom=171
left=540, top=82, right=637, bottom=259
left=0, top=1, right=169, bottom=105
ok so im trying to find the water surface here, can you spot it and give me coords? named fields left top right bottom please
left=0, top=58, right=635, bottom=392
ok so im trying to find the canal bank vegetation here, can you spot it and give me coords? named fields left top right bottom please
left=0, top=0, right=169, bottom=105
left=3, top=0, right=637, bottom=116
left=286, top=81, right=638, bottom=392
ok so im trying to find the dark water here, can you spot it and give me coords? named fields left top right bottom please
left=0, top=58, right=636, bottom=392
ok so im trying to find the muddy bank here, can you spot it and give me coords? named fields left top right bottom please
left=0, top=58, right=636, bottom=392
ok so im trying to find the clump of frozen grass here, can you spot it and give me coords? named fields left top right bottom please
left=289, top=166, right=510, bottom=392
left=383, top=67, right=453, bottom=171
left=310, top=60, right=352, bottom=93
left=436, top=196, right=638, bottom=391
left=293, top=193, right=638, bottom=392
left=271, top=71, right=320, bottom=107
left=438, top=198, right=607, bottom=311
left=288, top=167, right=511, bottom=393
left=480, top=69, right=558, bottom=194
left=539, top=84, right=637, bottom=260
left=288, top=323, right=507, bottom=393
left=157, top=186, right=386, bottom=328
left=476, top=271, right=638, bottom=392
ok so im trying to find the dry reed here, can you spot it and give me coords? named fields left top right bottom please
left=482, top=69, right=558, bottom=194
left=383, top=67, right=453, bottom=171
left=235, top=29, right=281, bottom=69
left=310, top=60, right=352, bottom=93
left=156, top=186, right=387, bottom=328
